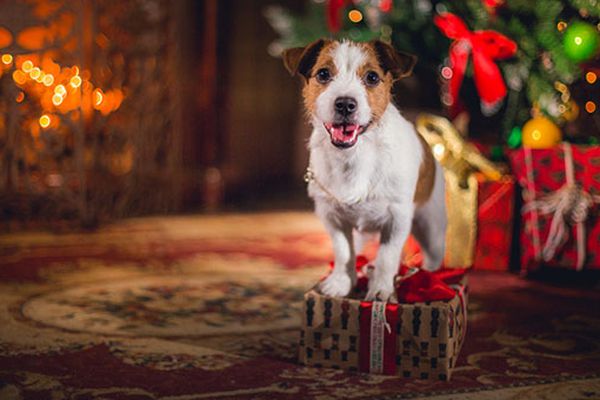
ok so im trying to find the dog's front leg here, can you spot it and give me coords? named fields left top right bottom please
left=318, top=209, right=356, bottom=298
left=366, top=204, right=413, bottom=301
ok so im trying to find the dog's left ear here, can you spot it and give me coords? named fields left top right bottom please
left=282, top=39, right=327, bottom=80
left=371, top=40, right=417, bottom=80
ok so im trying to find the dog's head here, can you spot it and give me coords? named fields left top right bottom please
left=283, top=39, right=416, bottom=149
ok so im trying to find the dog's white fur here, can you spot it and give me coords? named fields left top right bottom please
left=306, top=41, right=447, bottom=301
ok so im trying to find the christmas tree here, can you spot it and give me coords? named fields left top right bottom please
left=266, top=0, right=600, bottom=147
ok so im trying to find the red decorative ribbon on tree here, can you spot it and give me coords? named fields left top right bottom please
left=434, top=12, right=517, bottom=117
left=327, top=0, right=348, bottom=33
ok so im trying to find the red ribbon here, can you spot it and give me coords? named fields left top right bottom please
left=396, top=265, right=467, bottom=303
left=434, top=12, right=517, bottom=117
left=326, top=0, right=348, bottom=33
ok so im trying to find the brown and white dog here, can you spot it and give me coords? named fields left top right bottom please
left=283, top=39, right=447, bottom=301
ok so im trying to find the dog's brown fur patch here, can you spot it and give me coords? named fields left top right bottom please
left=359, top=43, right=392, bottom=123
left=301, top=41, right=337, bottom=116
left=413, top=133, right=436, bottom=205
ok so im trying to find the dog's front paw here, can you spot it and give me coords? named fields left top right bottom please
left=319, top=273, right=354, bottom=298
left=365, top=279, right=395, bottom=302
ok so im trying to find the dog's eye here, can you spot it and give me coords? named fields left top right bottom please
left=315, top=68, right=331, bottom=84
left=364, top=71, right=380, bottom=87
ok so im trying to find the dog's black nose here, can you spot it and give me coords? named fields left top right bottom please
left=334, top=97, right=357, bottom=116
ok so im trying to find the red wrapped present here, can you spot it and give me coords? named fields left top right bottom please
left=509, top=143, right=600, bottom=272
left=299, top=259, right=468, bottom=380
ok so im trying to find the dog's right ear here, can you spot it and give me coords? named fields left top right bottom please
left=282, top=39, right=327, bottom=80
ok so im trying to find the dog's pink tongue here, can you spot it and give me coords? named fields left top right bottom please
left=330, top=124, right=359, bottom=142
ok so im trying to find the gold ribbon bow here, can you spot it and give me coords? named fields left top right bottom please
left=416, top=114, right=504, bottom=267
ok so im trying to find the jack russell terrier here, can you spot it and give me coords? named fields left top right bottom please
left=283, top=39, right=447, bottom=301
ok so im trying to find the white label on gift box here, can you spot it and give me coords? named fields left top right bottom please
left=370, top=301, right=387, bottom=373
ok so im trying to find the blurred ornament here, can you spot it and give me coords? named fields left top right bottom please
left=522, top=116, right=562, bottom=149
left=507, top=126, right=522, bottom=148
left=563, top=22, right=599, bottom=63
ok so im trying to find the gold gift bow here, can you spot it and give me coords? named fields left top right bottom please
left=415, top=114, right=504, bottom=268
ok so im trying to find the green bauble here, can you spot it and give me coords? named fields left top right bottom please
left=563, top=22, right=600, bottom=63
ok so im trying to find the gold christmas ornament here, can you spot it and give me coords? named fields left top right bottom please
left=522, top=116, right=562, bottom=149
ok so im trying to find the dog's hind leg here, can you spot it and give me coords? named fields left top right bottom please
left=411, top=163, right=447, bottom=271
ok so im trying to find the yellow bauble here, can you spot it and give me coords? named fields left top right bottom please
left=522, top=116, right=562, bottom=149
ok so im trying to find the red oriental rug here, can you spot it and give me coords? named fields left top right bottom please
left=1, top=212, right=600, bottom=399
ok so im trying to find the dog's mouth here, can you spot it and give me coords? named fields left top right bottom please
left=324, top=123, right=368, bottom=149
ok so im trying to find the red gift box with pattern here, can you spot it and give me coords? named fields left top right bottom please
left=509, top=144, right=600, bottom=272
left=299, top=258, right=468, bottom=380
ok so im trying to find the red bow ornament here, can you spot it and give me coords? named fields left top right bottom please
left=434, top=13, right=517, bottom=117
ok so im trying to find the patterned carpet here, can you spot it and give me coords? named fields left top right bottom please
left=1, top=212, right=600, bottom=399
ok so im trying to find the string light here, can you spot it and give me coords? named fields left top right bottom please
left=348, top=9, right=363, bottom=23
left=441, top=66, right=453, bottom=79
left=52, top=93, right=63, bottom=106
left=586, top=71, right=597, bottom=84
left=1, top=54, right=12, bottom=65
left=39, top=114, right=51, bottom=128
left=12, top=70, right=26, bottom=85
left=93, top=88, right=104, bottom=107
left=42, top=74, right=54, bottom=86
left=29, top=67, right=41, bottom=80
left=15, top=92, right=24, bottom=103
left=557, top=21, right=568, bottom=31
left=585, top=101, right=597, bottom=113
left=70, top=75, right=82, bottom=88
left=54, top=84, right=67, bottom=96
left=21, top=60, right=33, bottom=73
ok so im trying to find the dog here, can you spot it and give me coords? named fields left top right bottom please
left=283, top=39, right=447, bottom=301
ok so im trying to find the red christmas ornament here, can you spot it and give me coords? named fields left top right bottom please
left=434, top=12, right=517, bottom=117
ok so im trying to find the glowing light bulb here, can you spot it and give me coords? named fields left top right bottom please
left=1, top=54, right=12, bottom=65
left=575, top=36, right=583, bottom=45
left=70, top=75, right=82, bottom=88
left=22, top=60, right=33, bottom=73
left=29, top=67, right=41, bottom=79
left=52, top=93, right=63, bottom=106
left=43, top=74, right=54, bottom=86
left=586, top=72, right=597, bottom=84
left=585, top=101, right=596, bottom=113
left=348, top=9, right=363, bottom=23
left=532, top=130, right=542, bottom=141
left=557, top=21, right=567, bottom=31
left=93, top=88, right=104, bottom=107
left=441, top=66, right=453, bottom=79
left=15, top=92, right=24, bottom=103
left=12, top=70, right=27, bottom=85
left=39, top=114, right=51, bottom=128
left=54, top=84, right=66, bottom=96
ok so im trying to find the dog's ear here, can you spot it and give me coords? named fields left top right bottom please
left=282, top=39, right=327, bottom=80
left=371, top=40, right=417, bottom=80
